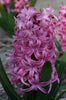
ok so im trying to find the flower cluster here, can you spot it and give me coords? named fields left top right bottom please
left=7, top=6, right=59, bottom=97
left=11, top=0, right=28, bottom=14
left=0, top=0, right=10, bottom=8
left=0, top=0, right=28, bottom=12
left=57, top=4, right=66, bottom=53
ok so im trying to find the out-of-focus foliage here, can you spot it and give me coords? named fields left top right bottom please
left=29, top=0, right=37, bottom=6
left=0, top=59, right=23, bottom=100
left=0, top=0, right=37, bottom=37
left=0, top=0, right=15, bottom=37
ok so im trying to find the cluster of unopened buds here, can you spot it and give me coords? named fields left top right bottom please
left=6, top=5, right=61, bottom=97
left=57, top=3, right=66, bottom=53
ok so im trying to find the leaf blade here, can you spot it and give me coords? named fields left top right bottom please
left=0, top=59, right=23, bottom=100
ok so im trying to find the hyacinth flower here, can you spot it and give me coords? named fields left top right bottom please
left=0, top=0, right=10, bottom=8
left=57, top=4, right=66, bottom=53
left=6, top=6, right=59, bottom=97
left=11, top=0, right=28, bottom=14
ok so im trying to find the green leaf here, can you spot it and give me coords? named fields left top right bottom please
left=58, top=85, right=66, bottom=92
left=0, top=59, right=23, bottom=100
left=0, top=6, right=9, bottom=31
left=60, top=50, right=66, bottom=62
left=36, top=51, right=66, bottom=100
left=29, top=0, right=37, bottom=6
left=7, top=13, right=15, bottom=37
left=55, top=51, right=66, bottom=99
left=24, top=91, right=36, bottom=100
left=55, top=37, right=61, bottom=53
left=35, top=90, right=46, bottom=100
left=47, top=51, right=66, bottom=99
left=10, top=0, right=14, bottom=9
left=35, top=61, right=52, bottom=100
left=0, top=4, right=15, bottom=37
left=40, top=61, right=52, bottom=82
